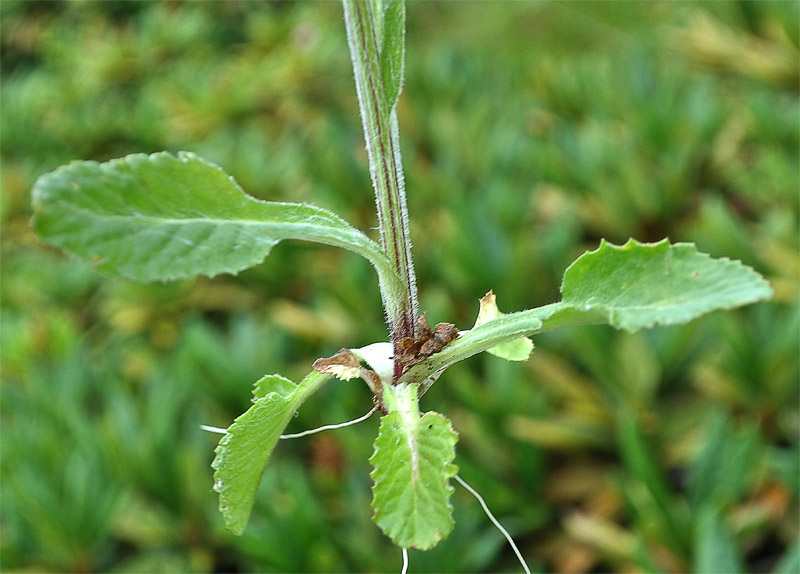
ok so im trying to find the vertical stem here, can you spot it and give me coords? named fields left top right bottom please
left=342, top=0, right=418, bottom=380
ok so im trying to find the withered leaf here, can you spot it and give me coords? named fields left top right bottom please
left=395, top=315, right=459, bottom=373
left=313, top=349, right=382, bottom=398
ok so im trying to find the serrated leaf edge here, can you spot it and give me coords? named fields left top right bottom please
left=369, top=385, right=459, bottom=549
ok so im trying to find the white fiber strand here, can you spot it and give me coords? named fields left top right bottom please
left=454, top=474, right=531, bottom=574
left=279, top=406, right=378, bottom=439
left=200, top=407, right=377, bottom=440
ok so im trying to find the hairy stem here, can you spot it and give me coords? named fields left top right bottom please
left=342, top=0, right=418, bottom=379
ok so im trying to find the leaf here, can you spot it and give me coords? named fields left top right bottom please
left=686, top=410, right=761, bottom=510
left=370, top=383, right=459, bottom=549
left=312, top=348, right=382, bottom=396
left=211, top=370, right=329, bottom=535
left=773, top=540, right=800, bottom=574
left=403, top=239, right=771, bottom=395
left=252, top=373, right=296, bottom=400
left=617, top=410, right=688, bottom=555
left=312, top=349, right=365, bottom=381
left=692, top=504, right=743, bottom=574
left=31, top=152, right=406, bottom=320
left=560, top=239, right=773, bottom=332
left=473, top=290, right=533, bottom=361
left=378, top=0, right=405, bottom=108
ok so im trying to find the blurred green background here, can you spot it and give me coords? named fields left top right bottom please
left=1, top=1, right=798, bottom=572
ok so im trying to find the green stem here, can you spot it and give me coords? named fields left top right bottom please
left=401, top=303, right=610, bottom=394
left=342, top=0, right=418, bottom=376
left=381, top=381, right=419, bottom=418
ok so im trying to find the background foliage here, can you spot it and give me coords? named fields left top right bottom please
left=1, top=1, right=798, bottom=572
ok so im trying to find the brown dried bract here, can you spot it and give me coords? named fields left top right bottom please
left=312, top=348, right=362, bottom=375
left=312, top=349, right=382, bottom=401
left=395, top=314, right=459, bottom=373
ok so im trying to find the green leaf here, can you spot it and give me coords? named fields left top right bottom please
left=31, top=152, right=406, bottom=322
left=252, top=373, right=296, bottom=400
left=211, top=370, right=329, bottom=535
left=692, top=504, right=743, bottom=574
left=370, top=383, right=459, bottom=549
left=404, top=239, right=771, bottom=395
left=617, top=410, right=689, bottom=556
left=473, top=290, right=533, bottom=361
left=378, top=0, right=405, bottom=108
left=686, top=410, right=762, bottom=510
left=561, top=239, right=773, bottom=332
left=773, top=539, right=800, bottom=574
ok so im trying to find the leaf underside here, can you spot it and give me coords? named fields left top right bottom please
left=473, top=290, right=533, bottom=361
left=30, top=151, right=391, bottom=283
left=560, top=238, right=773, bottom=332
left=212, top=372, right=329, bottom=535
left=378, top=0, right=405, bottom=109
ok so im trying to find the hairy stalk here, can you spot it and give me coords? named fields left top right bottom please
left=342, top=0, right=418, bottom=380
